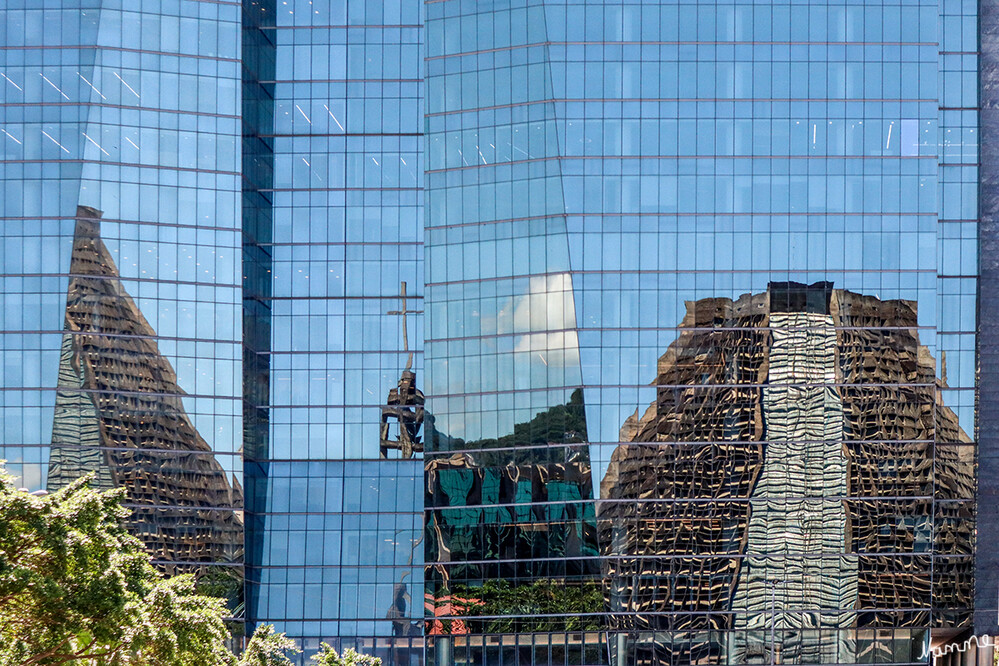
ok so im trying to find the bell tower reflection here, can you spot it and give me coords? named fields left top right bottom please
left=381, top=281, right=425, bottom=460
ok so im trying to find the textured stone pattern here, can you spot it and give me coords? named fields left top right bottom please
left=978, top=0, right=999, bottom=635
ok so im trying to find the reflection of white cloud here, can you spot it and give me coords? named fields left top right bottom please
left=437, top=273, right=583, bottom=440
left=493, top=272, right=580, bottom=367
left=514, top=330, right=580, bottom=367
left=501, top=273, right=575, bottom=332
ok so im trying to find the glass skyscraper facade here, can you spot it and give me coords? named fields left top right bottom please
left=423, top=0, right=979, bottom=663
left=0, top=0, right=244, bottom=605
left=241, top=0, right=427, bottom=659
left=0, top=1, right=993, bottom=665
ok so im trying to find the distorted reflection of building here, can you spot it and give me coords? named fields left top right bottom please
left=599, top=282, right=974, bottom=665
left=424, top=389, right=605, bottom=660
left=47, top=206, right=243, bottom=572
left=380, top=369, right=425, bottom=459
left=729, top=294, right=856, bottom=665
left=381, top=281, right=426, bottom=461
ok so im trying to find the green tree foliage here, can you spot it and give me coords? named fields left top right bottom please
left=240, top=625, right=300, bottom=666
left=448, top=578, right=604, bottom=634
left=0, top=469, right=231, bottom=665
left=311, top=644, right=381, bottom=666
left=0, top=467, right=306, bottom=666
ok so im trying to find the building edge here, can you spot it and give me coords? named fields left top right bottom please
left=977, top=0, right=999, bottom=638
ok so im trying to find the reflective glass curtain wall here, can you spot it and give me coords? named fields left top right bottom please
left=243, top=0, right=427, bottom=662
left=424, top=0, right=979, bottom=664
left=0, top=0, right=244, bottom=598
left=0, top=0, right=243, bottom=613
left=0, top=0, right=986, bottom=663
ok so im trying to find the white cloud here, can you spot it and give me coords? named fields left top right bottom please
left=436, top=273, right=583, bottom=440
left=491, top=272, right=580, bottom=366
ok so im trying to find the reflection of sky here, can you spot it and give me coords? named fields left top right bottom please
left=424, top=230, right=977, bottom=440
left=0, top=8, right=243, bottom=489
left=430, top=272, right=583, bottom=441
left=441, top=252, right=966, bottom=448
left=431, top=255, right=972, bottom=481
left=426, top=0, right=977, bottom=488
left=576, top=278, right=971, bottom=442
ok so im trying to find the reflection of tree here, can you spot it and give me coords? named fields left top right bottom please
left=428, top=388, right=588, bottom=467
left=195, top=564, right=245, bottom=623
left=445, top=579, right=604, bottom=634
left=482, top=387, right=588, bottom=446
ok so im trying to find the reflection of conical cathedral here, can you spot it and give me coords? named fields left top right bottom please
left=47, top=206, right=243, bottom=569
left=599, top=282, right=974, bottom=665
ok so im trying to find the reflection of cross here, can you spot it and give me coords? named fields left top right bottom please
left=387, top=281, right=423, bottom=371
left=381, top=281, right=425, bottom=459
